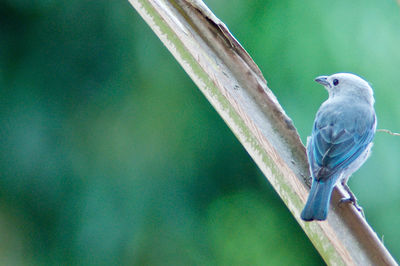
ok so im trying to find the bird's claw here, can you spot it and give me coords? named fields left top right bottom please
left=304, top=175, right=312, bottom=187
left=338, top=182, right=365, bottom=217
left=339, top=196, right=365, bottom=218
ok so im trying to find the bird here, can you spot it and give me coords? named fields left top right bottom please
left=300, top=73, right=377, bottom=221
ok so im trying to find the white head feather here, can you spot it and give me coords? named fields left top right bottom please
left=315, top=73, right=374, bottom=105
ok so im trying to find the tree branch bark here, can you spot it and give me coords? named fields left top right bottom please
left=128, top=0, right=397, bottom=264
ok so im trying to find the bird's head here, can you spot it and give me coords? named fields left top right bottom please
left=315, top=73, right=374, bottom=105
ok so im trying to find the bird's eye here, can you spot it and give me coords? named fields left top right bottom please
left=333, top=79, right=339, bottom=86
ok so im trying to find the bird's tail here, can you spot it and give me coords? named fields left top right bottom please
left=301, top=177, right=336, bottom=221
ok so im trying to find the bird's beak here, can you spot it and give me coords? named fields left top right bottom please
left=315, top=76, right=330, bottom=87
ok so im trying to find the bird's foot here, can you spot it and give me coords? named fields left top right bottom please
left=339, top=184, right=365, bottom=218
left=304, top=175, right=312, bottom=187
left=339, top=197, right=365, bottom=217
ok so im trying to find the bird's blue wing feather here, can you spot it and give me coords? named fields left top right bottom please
left=308, top=101, right=376, bottom=181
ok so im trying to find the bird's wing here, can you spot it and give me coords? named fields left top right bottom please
left=308, top=102, right=376, bottom=181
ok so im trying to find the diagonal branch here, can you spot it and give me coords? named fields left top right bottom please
left=128, top=0, right=397, bottom=264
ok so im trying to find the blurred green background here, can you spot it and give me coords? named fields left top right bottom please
left=1, top=0, right=399, bottom=264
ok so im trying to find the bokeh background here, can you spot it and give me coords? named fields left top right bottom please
left=1, top=0, right=399, bottom=264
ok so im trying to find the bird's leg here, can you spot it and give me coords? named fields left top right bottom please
left=339, top=180, right=365, bottom=218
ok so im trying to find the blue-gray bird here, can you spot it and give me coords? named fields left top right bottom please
left=301, top=73, right=376, bottom=221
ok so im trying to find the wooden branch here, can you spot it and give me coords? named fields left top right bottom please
left=377, top=129, right=400, bottom=136
left=128, top=0, right=397, bottom=264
